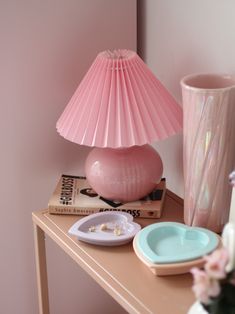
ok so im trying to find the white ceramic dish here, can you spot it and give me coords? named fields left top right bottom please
left=68, top=212, right=141, bottom=246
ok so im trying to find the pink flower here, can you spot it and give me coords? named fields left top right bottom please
left=204, top=248, right=229, bottom=279
left=191, top=229, right=235, bottom=312
left=191, top=268, right=220, bottom=304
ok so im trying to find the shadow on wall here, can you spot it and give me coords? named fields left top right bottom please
left=65, top=142, right=92, bottom=175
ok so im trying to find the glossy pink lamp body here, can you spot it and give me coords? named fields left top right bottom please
left=85, top=145, right=163, bottom=202
left=57, top=50, right=182, bottom=202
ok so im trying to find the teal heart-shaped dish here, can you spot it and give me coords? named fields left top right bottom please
left=137, top=222, right=219, bottom=264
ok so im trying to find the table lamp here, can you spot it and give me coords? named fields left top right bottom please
left=56, top=49, right=182, bottom=202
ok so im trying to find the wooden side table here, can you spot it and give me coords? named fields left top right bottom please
left=32, top=191, right=195, bottom=314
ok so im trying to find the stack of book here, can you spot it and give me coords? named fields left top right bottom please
left=48, top=174, right=166, bottom=219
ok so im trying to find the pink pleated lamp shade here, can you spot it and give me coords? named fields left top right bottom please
left=56, top=49, right=182, bottom=148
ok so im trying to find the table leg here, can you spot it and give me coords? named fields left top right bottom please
left=33, top=223, right=50, bottom=314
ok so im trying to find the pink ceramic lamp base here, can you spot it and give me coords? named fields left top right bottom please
left=85, top=144, right=163, bottom=202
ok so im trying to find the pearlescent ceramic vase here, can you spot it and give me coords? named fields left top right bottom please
left=181, top=74, right=235, bottom=233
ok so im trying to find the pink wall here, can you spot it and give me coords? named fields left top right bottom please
left=0, top=1, right=136, bottom=313
left=138, top=0, right=235, bottom=198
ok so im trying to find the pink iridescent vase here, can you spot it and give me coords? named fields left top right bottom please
left=181, top=74, right=235, bottom=233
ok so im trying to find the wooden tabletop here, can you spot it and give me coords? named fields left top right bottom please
left=32, top=191, right=195, bottom=314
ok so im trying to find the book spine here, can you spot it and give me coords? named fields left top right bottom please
left=48, top=205, right=162, bottom=219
